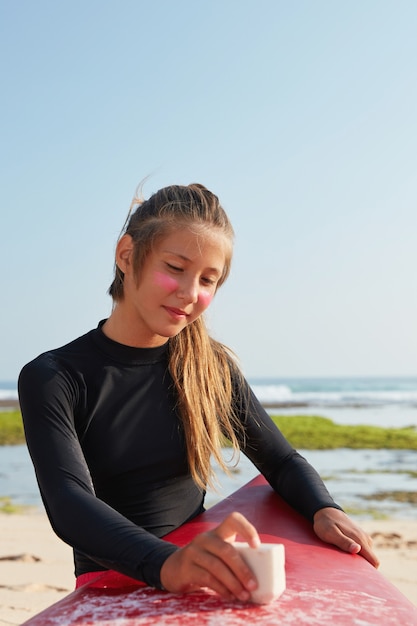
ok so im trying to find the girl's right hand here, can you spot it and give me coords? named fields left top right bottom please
left=160, top=511, right=260, bottom=601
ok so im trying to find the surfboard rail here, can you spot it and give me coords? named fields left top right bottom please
left=22, top=475, right=417, bottom=625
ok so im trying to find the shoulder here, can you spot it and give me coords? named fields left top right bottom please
left=18, top=330, right=95, bottom=393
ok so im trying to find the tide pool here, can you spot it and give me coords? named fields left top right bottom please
left=2, top=444, right=416, bottom=520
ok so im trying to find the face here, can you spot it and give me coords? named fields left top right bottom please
left=117, top=227, right=228, bottom=347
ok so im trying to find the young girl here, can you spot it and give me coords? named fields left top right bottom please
left=18, top=183, right=378, bottom=603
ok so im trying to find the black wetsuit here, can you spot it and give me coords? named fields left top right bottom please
left=18, top=321, right=340, bottom=589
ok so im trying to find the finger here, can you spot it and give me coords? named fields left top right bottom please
left=212, top=512, right=260, bottom=548
left=343, top=534, right=380, bottom=568
left=191, top=544, right=255, bottom=601
left=160, top=544, right=241, bottom=599
left=192, top=533, right=257, bottom=598
left=358, top=543, right=380, bottom=568
left=183, top=565, right=236, bottom=601
left=330, top=524, right=380, bottom=568
left=313, top=509, right=380, bottom=569
left=348, top=532, right=380, bottom=568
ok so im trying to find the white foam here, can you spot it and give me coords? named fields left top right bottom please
left=0, top=388, right=18, bottom=401
left=251, top=384, right=417, bottom=407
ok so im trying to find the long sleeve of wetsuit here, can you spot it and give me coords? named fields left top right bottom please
left=232, top=375, right=342, bottom=521
left=18, top=356, right=178, bottom=588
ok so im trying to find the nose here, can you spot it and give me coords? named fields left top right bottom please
left=177, top=277, right=199, bottom=304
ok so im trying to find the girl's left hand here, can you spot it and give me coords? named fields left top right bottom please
left=313, top=507, right=380, bottom=568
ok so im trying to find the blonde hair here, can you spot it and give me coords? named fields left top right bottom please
left=109, top=183, right=244, bottom=489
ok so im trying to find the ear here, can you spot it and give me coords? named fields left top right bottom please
left=115, top=234, right=134, bottom=274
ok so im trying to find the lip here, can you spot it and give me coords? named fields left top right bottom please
left=164, top=306, right=189, bottom=320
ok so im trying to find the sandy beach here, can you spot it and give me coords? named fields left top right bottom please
left=0, top=512, right=416, bottom=625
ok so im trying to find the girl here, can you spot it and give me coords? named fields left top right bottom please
left=18, top=183, right=378, bottom=603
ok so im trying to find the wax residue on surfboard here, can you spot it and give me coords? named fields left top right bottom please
left=233, top=542, right=286, bottom=604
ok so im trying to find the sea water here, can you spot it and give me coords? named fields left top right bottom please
left=207, top=377, right=417, bottom=517
left=1, top=378, right=416, bottom=518
left=0, top=381, right=18, bottom=403
left=250, top=376, right=417, bottom=409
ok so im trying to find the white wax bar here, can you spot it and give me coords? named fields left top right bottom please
left=233, top=542, right=286, bottom=604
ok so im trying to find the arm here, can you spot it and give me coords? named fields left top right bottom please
left=20, top=356, right=267, bottom=599
left=233, top=378, right=379, bottom=567
left=235, top=382, right=340, bottom=519
left=18, top=356, right=177, bottom=588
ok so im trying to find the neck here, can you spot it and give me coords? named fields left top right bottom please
left=102, top=306, right=169, bottom=348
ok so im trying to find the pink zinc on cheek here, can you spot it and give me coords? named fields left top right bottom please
left=153, top=271, right=179, bottom=292
left=198, top=290, right=214, bottom=308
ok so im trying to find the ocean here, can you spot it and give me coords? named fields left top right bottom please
left=251, top=376, right=417, bottom=406
left=0, top=381, right=19, bottom=404
left=1, top=377, right=416, bottom=518
left=2, top=376, right=417, bottom=411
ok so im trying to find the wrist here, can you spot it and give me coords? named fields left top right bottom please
left=313, top=505, right=342, bottom=523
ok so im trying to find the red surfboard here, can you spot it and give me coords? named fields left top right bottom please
left=22, top=475, right=417, bottom=625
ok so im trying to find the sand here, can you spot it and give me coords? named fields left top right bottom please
left=0, top=512, right=74, bottom=625
left=0, top=512, right=416, bottom=625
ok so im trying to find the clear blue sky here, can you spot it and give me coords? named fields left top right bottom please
left=1, top=0, right=416, bottom=381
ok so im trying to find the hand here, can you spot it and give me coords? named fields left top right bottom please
left=313, top=507, right=380, bottom=568
left=160, top=511, right=260, bottom=601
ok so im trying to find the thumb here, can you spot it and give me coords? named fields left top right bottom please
left=347, top=540, right=361, bottom=554
left=333, top=527, right=362, bottom=555
left=214, top=512, right=260, bottom=548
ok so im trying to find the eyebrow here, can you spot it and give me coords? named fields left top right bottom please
left=163, top=251, right=222, bottom=276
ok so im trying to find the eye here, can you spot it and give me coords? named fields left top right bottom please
left=166, top=263, right=183, bottom=273
left=201, top=276, right=216, bottom=287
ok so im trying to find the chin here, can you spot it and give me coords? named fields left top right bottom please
left=155, top=325, right=187, bottom=340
